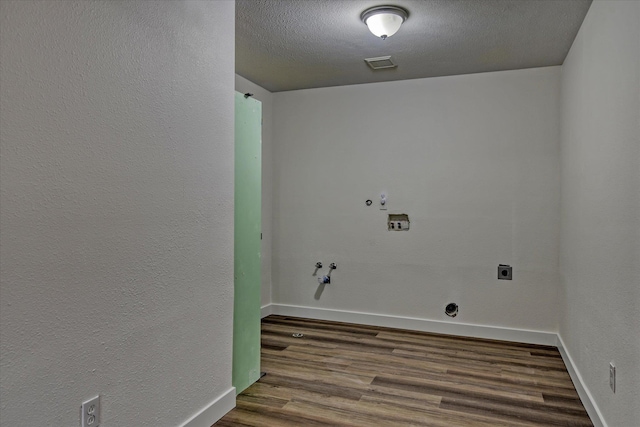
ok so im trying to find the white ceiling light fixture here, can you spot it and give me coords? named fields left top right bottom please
left=361, top=5, right=409, bottom=40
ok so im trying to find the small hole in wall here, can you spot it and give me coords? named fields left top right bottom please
left=445, top=303, right=458, bottom=317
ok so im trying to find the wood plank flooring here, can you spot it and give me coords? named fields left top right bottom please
left=215, top=315, right=593, bottom=427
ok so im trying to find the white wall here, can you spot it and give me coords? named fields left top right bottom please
left=272, top=67, right=561, bottom=333
left=0, top=1, right=235, bottom=426
left=235, top=75, right=274, bottom=308
left=559, top=1, right=640, bottom=426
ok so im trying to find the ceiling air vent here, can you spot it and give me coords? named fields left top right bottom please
left=364, top=56, right=397, bottom=70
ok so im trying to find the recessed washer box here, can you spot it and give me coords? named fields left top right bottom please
left=388, top=214, right=409, bottom=231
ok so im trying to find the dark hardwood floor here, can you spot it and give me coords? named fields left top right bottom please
left=215, top=315, right=593, bottom=427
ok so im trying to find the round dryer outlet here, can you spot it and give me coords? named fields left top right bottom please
left=445, top=303, right=459, bottom=317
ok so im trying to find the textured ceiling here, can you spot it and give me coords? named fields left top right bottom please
left=236, top=0, right=592, bottom=92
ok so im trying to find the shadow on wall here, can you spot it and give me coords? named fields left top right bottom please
left=315, top=283, right=326, bottom=300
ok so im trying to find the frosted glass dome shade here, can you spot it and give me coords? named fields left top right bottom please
left=365, top=13, right=403, bottom=39
left=361, top=6, right=408, bottom=39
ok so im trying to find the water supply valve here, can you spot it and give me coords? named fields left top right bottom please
left=318, top=275, right=331, bottom=285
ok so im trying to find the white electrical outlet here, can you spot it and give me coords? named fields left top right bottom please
left=609, top=362, right=616, bottom=393
left=81, top=395, right=100, bottom=427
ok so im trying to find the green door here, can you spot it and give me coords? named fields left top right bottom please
left=233, top=92, right=262, bottom=394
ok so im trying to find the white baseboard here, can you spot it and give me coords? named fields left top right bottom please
left=556, top=335, right=607, bottom=427
left=179, top=387, right=236, bottom=427
left=261, top=304, right=273, bottom=319
left=264, top=303, right=557, bottom=346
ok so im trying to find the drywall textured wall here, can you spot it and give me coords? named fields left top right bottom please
left=0, top=1, right=235, bottom=426
left=559, top=1, right=640, bottom=425
left=272, top=67, right=561, bottom=333
left=235, top=75, right=274, bottom=308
